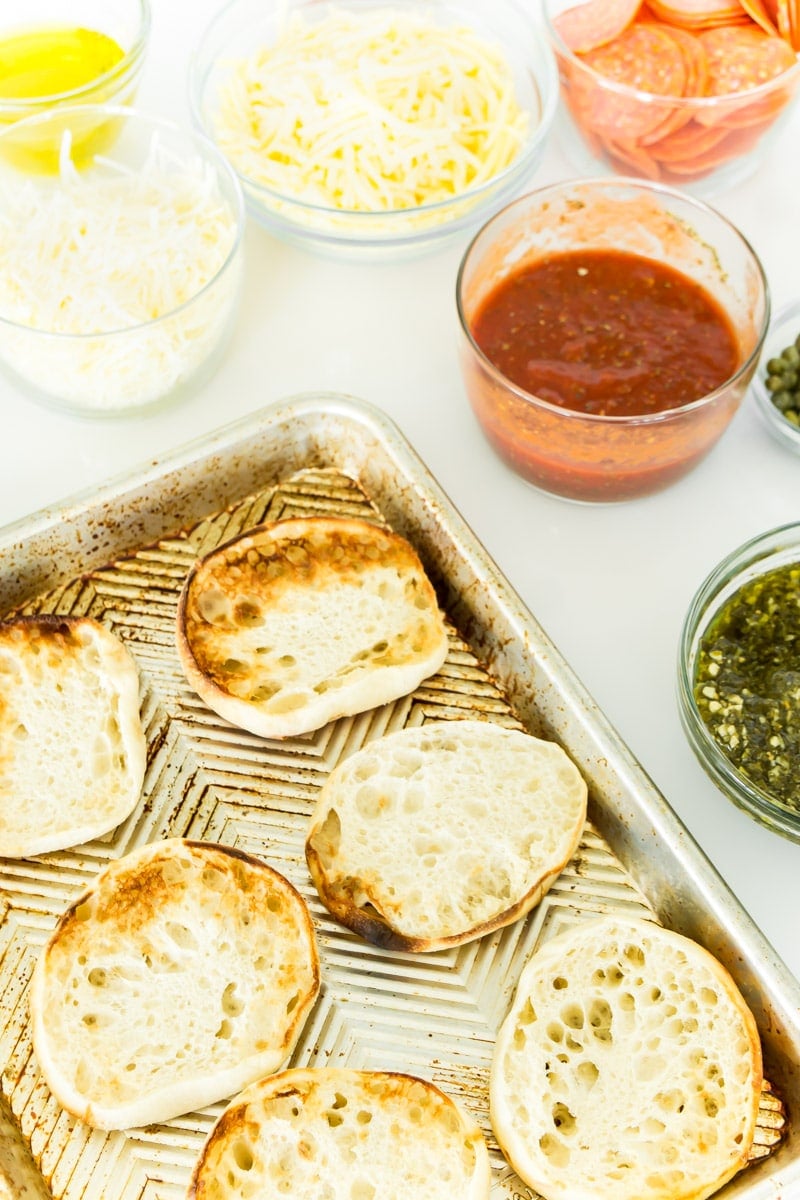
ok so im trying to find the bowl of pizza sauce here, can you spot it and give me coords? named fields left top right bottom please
left=456, top=177, right=769, bottom=502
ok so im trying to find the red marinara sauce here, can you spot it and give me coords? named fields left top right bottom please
left=470, top=249, right=739, bottom=417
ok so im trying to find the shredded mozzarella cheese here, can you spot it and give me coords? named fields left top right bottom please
left=212, top=8, right=531, bottom=215
left=0, top=136, right=240, bottom=412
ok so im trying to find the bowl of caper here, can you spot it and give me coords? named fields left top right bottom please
left=751, top=297, right=800, bottom=455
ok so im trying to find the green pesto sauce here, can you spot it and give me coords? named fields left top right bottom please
left=694, top=561, right=800, bottom=808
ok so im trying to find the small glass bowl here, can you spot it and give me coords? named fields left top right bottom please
left=678, top=523, right=800, bottom=842
left=0, top=0, right=150, bottom=170
left=750, top=297, right=800, bottom=455
left=543, top=0, right=800, bottom=197
left=189, top=0, right=557, bottom=260
left=456, top=177, right=769, bottom=503
left=0, top=105, right=245, bottom=418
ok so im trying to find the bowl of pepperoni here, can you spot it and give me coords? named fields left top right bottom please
left=456, top=177, right=769, bottom=502
left=544, top=0, right=800, bottom=194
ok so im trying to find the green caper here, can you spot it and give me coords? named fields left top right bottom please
left=761, top=328, right=800, bottom=430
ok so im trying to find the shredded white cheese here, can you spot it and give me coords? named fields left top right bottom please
left=211, top=8, right=531, bottom=217
left=0, top=135, right=241, bottom=413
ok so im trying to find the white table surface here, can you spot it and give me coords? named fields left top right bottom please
left=1, top=0, right=798, bottom=984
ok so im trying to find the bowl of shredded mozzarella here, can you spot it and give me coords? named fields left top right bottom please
left=0, top=104, right=245, bottom=417
left=189, top=0, right=557, bottom=258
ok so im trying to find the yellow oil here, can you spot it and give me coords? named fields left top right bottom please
left=0, top=26, right=125, bottom=100
left=0, top=26, right=129, bottom=173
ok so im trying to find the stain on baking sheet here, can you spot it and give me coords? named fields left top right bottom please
left=0, top=467, right=786, bottom=1199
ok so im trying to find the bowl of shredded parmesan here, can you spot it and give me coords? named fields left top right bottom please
left=189, top=0, right=557, bottom=258
left=0, top=104, right=245, bottom=417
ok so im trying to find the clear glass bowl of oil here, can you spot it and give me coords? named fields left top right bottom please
left=0, top=0, right=150, bottom=173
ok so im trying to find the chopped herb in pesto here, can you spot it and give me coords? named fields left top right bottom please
left=694, top=561, right=800, bottom=808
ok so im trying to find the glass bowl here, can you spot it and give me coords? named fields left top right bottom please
left=750, top=297, right=800, bottom=455
left=0, top=105, right=245, bottom=418
left=0, top=0, right=150, bottom=171
left=189, top=0, right=557, bottom=260
left=456, top=177, right=769, bottom=503
left=543, top=0, right=800, bottom=197
left=678, top=522, right=800, bottom=841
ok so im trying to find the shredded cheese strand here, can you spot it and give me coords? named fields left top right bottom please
left=212, top=8, right=531, bottom=213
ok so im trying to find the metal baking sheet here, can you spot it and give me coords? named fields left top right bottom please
left=0, top=393, right=798, bottom=1200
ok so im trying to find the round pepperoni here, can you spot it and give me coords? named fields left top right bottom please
left=554, top=0, right=642, bottom=53
left=583, top=23, right=688, bottom=94
left=646, top=118, right=732, bottom=161
left=646, top=0, right=749, bottom=29
left=600, top=135, right=663, bottom=177
left=739, top=0, right=780, bottom=38
left=633, top=22, right=709, bottom=141
left=699, top=24, right=797, bottom=94
left=576, top=24, right=687, bottom=138
left=656, top=24, right=710, bottom=95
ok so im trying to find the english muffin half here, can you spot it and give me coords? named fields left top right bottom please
left=0, top=615, right=146, bottom=858
left=176, top=516, right=449, bottom=740
left=30, top=838, right=320, bottom=1130
left=189, top=1068, right=491, bottom=1200
left=306, top=719, right=587, bottom=951
left=490, top=915, right=763, bottom=1200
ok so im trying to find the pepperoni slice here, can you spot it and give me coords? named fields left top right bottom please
left=581, top=24, right=688, bottom=93
left=577, top=24, right=687, bottom=138
left=553, top=0, right=642, bottom=53
left=600, top=135, right=663, bottom=177
left=776, top=0, right=800, bottom=48
left=775, top=0, right=792, bottom=39
left=699, top=24, right=797, bottom=93
left=646, top=0, right=749, bottom=28
left=661, top=24, right=711, bottom=94
left=634, top=23, right=709, bottom=141
left=740, top=0, right=781, bottom=36
left=646, top=118, right=732, bottom=161
left=658, top=120, right=772, bottom=172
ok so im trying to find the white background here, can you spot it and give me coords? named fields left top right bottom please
left=1, top=1, right=798, bottom=981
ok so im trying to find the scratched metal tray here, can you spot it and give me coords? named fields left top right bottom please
left=0, top=394, right=798, bottom=1200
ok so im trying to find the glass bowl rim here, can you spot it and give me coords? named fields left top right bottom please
left=0, top=0, right=152, bottom=112
left=455, top=174, right=771, bottom=427
left=542, top=2, right=800, bottom=109
left=187, top=0, right=559, bottom=224
left=0, top=103, right=246, bottom=341
left=677, top=520, right=800, bottom=836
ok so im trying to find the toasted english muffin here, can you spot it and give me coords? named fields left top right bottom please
left=305, top=719, right=587, bottom=951
left=490, top=915, right=763, bottom=1200
left=30, top=838, right=320, bottom=1130
left=0, top=615, right=146, bottom=858
left=188, top=1068, right=491, bottom=1200
left=176, top=516, right=449, bottom=740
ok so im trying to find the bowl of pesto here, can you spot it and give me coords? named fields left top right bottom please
left=678, top=522, right=800, bottom=841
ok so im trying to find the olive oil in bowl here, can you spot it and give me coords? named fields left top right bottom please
left=0, top=24, right=131, bottom=171
left=0, top=26, right=124, bottom=100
